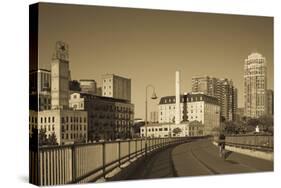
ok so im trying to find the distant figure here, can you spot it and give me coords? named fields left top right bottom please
left=255, top=125, right=260, bottom=133
left=218, top=133, right=226, bottom=159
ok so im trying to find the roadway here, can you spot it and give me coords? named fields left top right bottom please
left=125, top=138, right=273, bottom=180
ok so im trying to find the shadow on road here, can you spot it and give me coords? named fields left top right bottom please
left=125, top=146, right=177, bottom=180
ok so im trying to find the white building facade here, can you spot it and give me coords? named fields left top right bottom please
left=102, top=74, right=131, bottom=101
left=158, top=93, right=220, bottom=135
left=29, top=109, right=87, bottom=145
left=140, top=121, right=203, bottom=138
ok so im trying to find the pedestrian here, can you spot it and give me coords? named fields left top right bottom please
left=218, top=133, right=226, bottom=159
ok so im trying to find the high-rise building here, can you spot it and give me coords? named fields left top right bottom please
left=29, top=69, right=51, bottom=111
left=244, top=52, right=267, bottom=118
left=102, top=74, right=131, bottom=101
left=192, top=76, right=237, bottom=121
left=192, top=76, right=217, bottom=96
left=267, top=89, right=274, bottom=116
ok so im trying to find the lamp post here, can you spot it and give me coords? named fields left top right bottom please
left=145, top=85, right=157, bottom=157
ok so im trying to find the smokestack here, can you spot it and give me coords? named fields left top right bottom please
left=175, top=71, right=181, bottom=124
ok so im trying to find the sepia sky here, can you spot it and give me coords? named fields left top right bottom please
left=37, top=3, right=273, bottom=119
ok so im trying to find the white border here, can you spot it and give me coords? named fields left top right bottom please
left=0, top=0, right=279, bottom=188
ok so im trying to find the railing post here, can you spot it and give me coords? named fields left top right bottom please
left=128, top=140, right=131, bottom=161
left=135, top=139, right=137, bottom=157
left=118, top=141, right=121, bottom=167
left=71, top=145, right=76, bottom=183
left=102, top=142, right=106, bottom=178
left=140, top=138, right=143, bottom=154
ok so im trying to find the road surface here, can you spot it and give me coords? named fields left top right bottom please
left=125, top=139, right=273, bottom=180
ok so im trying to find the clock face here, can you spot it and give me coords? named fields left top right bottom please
left=54, top=41, right=69, bottom=61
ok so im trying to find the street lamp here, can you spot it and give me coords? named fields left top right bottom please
left=145, top=85, right=157, bottom=157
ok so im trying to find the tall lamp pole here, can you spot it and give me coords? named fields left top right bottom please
left=145, top=85, right=157, bottom=157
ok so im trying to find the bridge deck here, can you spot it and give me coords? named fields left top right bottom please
left=125, top=139, right=273, bottom=180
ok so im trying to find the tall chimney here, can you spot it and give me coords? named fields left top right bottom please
left=175, top=71, right=181, bottom=124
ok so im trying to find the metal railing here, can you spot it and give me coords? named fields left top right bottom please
left=30, top=136, right=195, bottom=186
left=225, top=135, right=273, bottom=152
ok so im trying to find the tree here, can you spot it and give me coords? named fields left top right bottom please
left=48, top=132, right=58, bottom=145
left=173, top=127, right=182, bottom=136
left=39, top=128, right=48, bottom=146
left=223, top=121, right=238, bottom=135
left=258, top=115, right=273, bottom=134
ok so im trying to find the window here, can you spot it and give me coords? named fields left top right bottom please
left=52, top=117, right=55, bottom=123
left=164, top=128, right=168, bottom=131
left=41, top=117, right=43, bottom=123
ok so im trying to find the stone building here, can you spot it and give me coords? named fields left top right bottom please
left=69, top=93, right=134, bottom=141
left=102, top=74, right=131, bottom=101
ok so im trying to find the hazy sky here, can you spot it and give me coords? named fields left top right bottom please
left=37, top=3, right=273, bottom=119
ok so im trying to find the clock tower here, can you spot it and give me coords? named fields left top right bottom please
left=51, top=41, right=70, bottom=109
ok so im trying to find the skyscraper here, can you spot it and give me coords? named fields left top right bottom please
left=267, top=89, right=274, bottom=116
left=192, top=76, right=237, bottom=121
left=244, top=52, right=267, bottom=118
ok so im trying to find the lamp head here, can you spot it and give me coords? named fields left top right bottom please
left=151, top=92, right=157, bottom=100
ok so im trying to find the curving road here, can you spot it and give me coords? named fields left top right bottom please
left=125, top=138, right=273, bottom=180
